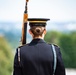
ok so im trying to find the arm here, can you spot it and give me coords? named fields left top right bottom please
left=13, top=48, right=22, bottom=75
left=55, top=47, right=66, bottom=75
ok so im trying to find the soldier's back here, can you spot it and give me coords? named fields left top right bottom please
left=20, top=39, right=54, bottom=75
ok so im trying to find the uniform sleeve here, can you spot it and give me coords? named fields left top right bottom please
left=55, top=47, right=66, bottom=75
left=13, top=48, right=23, bottom=75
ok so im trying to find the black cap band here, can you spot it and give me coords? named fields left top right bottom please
left=29, top=23, right=46, bottom=27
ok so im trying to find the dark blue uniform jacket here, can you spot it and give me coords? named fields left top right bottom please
left=13, top=39, right=65, bottom=75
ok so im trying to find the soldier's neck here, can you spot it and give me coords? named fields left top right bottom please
left=33, top=37, right=43, bottom=39
left=33, top=35, right=44, bottom=40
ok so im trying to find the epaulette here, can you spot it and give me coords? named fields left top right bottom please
left=48, top=43, right=59, bottom=48
left=53, top=44, right=60, bottom=48
left=18, top=45, right=23, bottom=48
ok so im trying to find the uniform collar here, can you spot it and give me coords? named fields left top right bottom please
left=30, top=38, right=46, bottom=44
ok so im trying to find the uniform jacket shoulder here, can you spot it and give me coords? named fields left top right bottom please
left=53, top=44, right=60, bottom=48
left=17, top=43, right=29, bottom=48
left=48, top=43, right=60, bottom=48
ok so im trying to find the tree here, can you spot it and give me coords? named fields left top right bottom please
left=0, top=36, right=13, bottom=75
left=45, top=31, right=76, bottom=68
left=44, top=31, right=61, bottom=45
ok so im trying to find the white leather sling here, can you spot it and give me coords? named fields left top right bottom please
left=52, top=44, right=57, bottom=75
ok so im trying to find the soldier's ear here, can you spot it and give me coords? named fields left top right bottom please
left=29, top=29, right=34, bottom=37
left=44, top=29, right=46, bottom=35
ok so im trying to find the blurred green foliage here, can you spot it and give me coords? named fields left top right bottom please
left=0, top=37, right=13, bottom=75
left=45, top=31, right=76, bottom=68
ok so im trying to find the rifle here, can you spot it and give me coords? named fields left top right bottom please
left=22, top=0, right=29, bottom=45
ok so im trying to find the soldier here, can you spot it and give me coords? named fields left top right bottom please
left=13, top=18, right=66, bottom=75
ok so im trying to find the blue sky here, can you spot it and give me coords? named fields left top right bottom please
left=0, top=0, right=76, bottom=22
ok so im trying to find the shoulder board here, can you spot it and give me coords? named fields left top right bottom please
left=18, top=43, right=29, bottom=48
left=54, top=44, right=60, bottom=48
left=53, top=44, right=60, bottom=48
left=48, top=43, right=59, bottom=48
left=18, top=45, right=23, bottom=48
